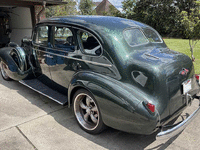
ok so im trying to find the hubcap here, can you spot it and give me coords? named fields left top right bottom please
left=74, top=93, right=99, bottom=131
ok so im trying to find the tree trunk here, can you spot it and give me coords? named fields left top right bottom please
left=189, top=40, right=195, bottom=62
left=191, top=47, right=195, bottom=62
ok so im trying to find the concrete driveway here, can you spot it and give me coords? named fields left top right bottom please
left=0, top=75, right=200, bottom=150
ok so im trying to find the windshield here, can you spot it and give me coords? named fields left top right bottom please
left=123, top=27, right=162, bottom=47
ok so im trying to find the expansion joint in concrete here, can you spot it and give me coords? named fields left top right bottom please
left=16, top=126, right=38, bottom=150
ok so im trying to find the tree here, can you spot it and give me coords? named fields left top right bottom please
left=79, top=0, right=96, bottom=15
left=45, top=0, right=78, bottom=18
left=122, top=0, right=137, bottom=19
left=127, top=0, right=179, bottom=36
left=121, top=0, right=199, bottom=38
left=175, top=0, right=197, bottom=15
left=180, top=1, right=200, bottom=61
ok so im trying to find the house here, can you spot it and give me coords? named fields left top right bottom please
left=94, top=0, right=119, bottom=15
left=0, top=0, right=67, bottom=46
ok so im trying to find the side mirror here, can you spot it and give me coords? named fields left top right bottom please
left=21, top=37, right=32, bottom=46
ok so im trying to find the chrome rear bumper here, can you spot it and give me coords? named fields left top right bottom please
left=156, top=96, right=200, bottom=140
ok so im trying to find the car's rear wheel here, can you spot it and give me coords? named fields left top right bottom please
left=73, top=89, right=105, bottom=134
left=0, top=61, right=11, bottom=81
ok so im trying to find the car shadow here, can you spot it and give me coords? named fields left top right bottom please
left=0, top=78, right=182, bottom=150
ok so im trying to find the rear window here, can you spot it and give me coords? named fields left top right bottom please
left=123, top=28, right=149, bottom=46
left=143, top=28, right=162, bottom=43
left=123, top=27, right=163, bottom=47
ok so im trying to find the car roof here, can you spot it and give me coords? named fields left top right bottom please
left=39, top=15, right=149, bottom=31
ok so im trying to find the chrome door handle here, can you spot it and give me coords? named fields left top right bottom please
left=43, top=54, right=53, bottom=58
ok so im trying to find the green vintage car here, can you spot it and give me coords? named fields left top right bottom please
left=0, top=16, right=200, bottom=139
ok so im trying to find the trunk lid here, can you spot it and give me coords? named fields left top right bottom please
left=127, top=46, right=200, bottom=119
left=143, top=47, right=199, bottom=115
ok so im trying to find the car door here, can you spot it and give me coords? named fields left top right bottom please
left=32, top=25, right=52, bottom=81
left=49, top=26, right=117, bottom=91
left=48, top=25, right=77, bottom=89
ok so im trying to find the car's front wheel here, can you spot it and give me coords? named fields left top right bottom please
left=0, top=61, right=11, bottom=81
left=73, top=89, right=105, bottom=134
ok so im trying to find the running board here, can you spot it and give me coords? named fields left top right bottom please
left=19, top=79, right=68, bottom=105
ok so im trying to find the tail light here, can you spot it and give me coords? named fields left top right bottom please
left=195, top=74, right=200, bottom=84
left=195, top=74, right=199, bottom=80
left=143, top=101, right=155, bottom=113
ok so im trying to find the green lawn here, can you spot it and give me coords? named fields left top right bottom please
left=164, top=39, right=200, bottom=74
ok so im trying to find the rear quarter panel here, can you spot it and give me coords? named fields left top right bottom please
left=68, top=71, right=160, bottom=134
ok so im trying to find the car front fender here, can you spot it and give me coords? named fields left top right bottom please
left=0, top=47, right=30, bottom=80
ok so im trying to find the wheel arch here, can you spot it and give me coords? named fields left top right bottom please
left=68, top=71, right=139, bottom=110
left=68, top=85, right=94, bottom=107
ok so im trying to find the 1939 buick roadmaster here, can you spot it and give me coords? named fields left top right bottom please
left=0, top=16, right=200, bottom=139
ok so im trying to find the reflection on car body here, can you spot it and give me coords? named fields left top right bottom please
left=0, top=16, right=200, bottom=139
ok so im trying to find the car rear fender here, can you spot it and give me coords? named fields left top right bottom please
left=68, top=71, right=160, bottom=133
left=68, top=71, right=140, bottom=109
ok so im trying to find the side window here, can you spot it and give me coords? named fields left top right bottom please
left=33, top=26, right=49, bottom=46
left=78, top=30, right=102, bottom=56
left=54, top=26, right=75, bottom=51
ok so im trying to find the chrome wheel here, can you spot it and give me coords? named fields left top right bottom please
left=73, top=89, right=105, bottom=134
left=0, top=61, right=11, bottom=81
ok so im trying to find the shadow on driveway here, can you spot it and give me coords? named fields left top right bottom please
left=0, top=78, right=181, bottom=150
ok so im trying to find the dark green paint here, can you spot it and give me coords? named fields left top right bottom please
left=0, top=16, right=199, bottom=135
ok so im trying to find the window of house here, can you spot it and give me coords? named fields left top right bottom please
left=53, top=26, right=75, bottom=51
left=33, top=26, right=49, bottom=46
left=78, top=30, right=102, bottom=56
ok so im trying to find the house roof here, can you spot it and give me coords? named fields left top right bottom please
left=95, top=0, right=118, bottom=15
left=93, top=2, right=101, bottom=7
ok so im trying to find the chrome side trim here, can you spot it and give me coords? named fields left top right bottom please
left=43, top=54, right=53, bottom=58
left=156, top=98, right=200, bottom=140
left=35, top=48, right=112, bottom=67
left=145, top=53, right=159, bottom=60
left=32, top=43, right=74, bottom=54
left=19, top=80, right=63, bottom=105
